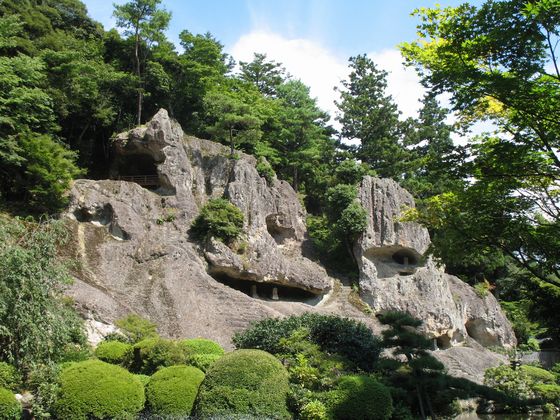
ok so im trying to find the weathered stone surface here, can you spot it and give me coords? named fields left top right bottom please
left=355, top=176, right=516, bottom=349
left=64, top=109, right=335, bottom=347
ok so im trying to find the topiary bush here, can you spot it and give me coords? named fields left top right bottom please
left=320, top=375, right=393, bottom=420
left=0, top=387, right=21, bottom=420
left=233, top=313, right=381, bottom=371
left=190, top=198, right=244, bottom=243
left=533, top=384, right=560, bottom=405
left=0, top=362, right=20, bottom=391
left=186, top=353, right=223, bottom=373
left=54, top=360, right=145, bottom=419
left=145, top=365, right=205, bottom=417
left=132, top=337, right=186, bottom=375
left=520, top=365, right=557, bottom=384
left=180, top=338, right=225, bottom=356
left=194, top=349, right=290, bottom=419
left=95, top=341, right=133, bottom=366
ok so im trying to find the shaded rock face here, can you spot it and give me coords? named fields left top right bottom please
left=355, top=176, right=516, bottom=349
left=65, top=109, right=336, bottom=346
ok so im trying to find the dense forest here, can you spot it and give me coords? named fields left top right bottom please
left=0, top=0, right=560, bottom=418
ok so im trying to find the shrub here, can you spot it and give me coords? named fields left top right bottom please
left=256, top=157, right=276, bottom=185
left=190, top=198, right=244, bottom=243
left=533, top=384, right=560, bottom=404
left=0, top=362, right=20, bottom=391
left=115, top=314, right=158, bottom=344
left=320, top=375, right=393, bottom=420
left=300, top=399, right=328, bottom=420
left=233, top=313, right=381, bottom=371
left=146, top=365, right=205, bottom=417
left=180, top=338, right=225, bottom=356
left=194, top=349, right=290, bottom=419
left=520, top=365, right=557, bottom=384
left=54, top=360, right=145, bottom=419
left=186, top=353, right=222, bottom=373
left=132, top=337, right=186, bottom=375
left=95, top=341, right=133, bottom=366
left=135, top=374, right=151, bottom=387
left=0, top=387, right=21, bottom=420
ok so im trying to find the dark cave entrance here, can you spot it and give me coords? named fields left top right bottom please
left=112, top=154, right=161, bottom=189
left=209, top=271, right=319, bottom=304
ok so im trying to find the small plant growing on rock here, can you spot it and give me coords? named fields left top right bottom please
left=256, top=157, right=276, bottom=185
left=190, top=198, right=244, bottom=244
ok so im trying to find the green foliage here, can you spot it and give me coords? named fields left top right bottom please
left=54, top=359, right=145, bottom=420
left=233, top=313, right=381, bottom=372
left=300, top=399, right=328, bottom=420
left=533, top=384, right=560, bottom=405
left=0, top=387, right=21, bottom=420
left=256, top=157, right=276, bottom=185
left=474, top=280, right=491, bottom=298
left=240, top=53, right=286, bottom=96
left=95, top=341, right=133, bottom=366
left=337, top=201, right=367, bottom=238
left=320, top=375, right=393, bottom=420
left=132, top=337, right=186, bottom=375
left=180, top=338, right=224, bottom=356
left=146, top=365, right=205, bottom=417
left=194, top=349, right=290, bottom=419
left=520, top=365, right=556, bottom=385
left=0, top=216, right=86, bottom=373
left=185, top=353, right=222, bottom=373
left=484, top=364, right=536, bottom=402
left=190, top=198, right=244, bottom=244
left=27, top=362, right=60, bottom=419
left=500, top=300, right=545, bottom=345
left=115, top=314, right=158, bottom=344
left=0, top=362, right=20, bottom=391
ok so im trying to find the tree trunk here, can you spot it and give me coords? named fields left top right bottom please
left=229, top=127, right=234, bottom=156
left=293, top=165, right=298, bottom=192
left=135, top=26, right=142, bottom=125
left=416, top=384, right=426, bottom=420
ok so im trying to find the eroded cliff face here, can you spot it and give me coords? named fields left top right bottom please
left=64, top=110, right=513, bottom=382
left=355, top=177, right=516, bottom=350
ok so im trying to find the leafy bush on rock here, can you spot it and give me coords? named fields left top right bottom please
left=0, top=387, right=21, bottom=420
left=146, top=365, right=205, bottom=417
left=54, top=359, right=145, bottom=419
left=190, top=198, right=244, bottom=243
left=194, top=349, right=290, bottom=419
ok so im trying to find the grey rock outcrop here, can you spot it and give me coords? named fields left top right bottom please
left=355, top=176, right=516, bottom=349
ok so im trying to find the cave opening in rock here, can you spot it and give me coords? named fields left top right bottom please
left=436, top=335, right=452, bottom=350
left=209, top=271, right=319, bottom=304
left=392, top=249, right=418, bottom=266
left=465, top=319, right=496, bottom=347
left=112, top=154, right=160, bottom=189
left=265, top=214, right=295, bottom=245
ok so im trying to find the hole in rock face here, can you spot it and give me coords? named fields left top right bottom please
left=265, top=214, right=296, bottom=245
left=365, top=246, right=423, bottom=278
left=392, top=249, right=418, bottom=266
left=465, top=319, right=498, bottom=347
left=113, top=153, right=161, bottom=190
left=436, top=335, right=452, bottom=350
left=209, top=271, right=318, bottom=304
left=73, top=204, right=130, bottom=240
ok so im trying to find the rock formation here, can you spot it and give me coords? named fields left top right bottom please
left=64, top=109, right=515, bottom=383
left=355, top=177, right=516, bottom=350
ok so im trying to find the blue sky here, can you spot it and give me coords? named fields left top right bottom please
left=82, top=0, right=484, bottom=124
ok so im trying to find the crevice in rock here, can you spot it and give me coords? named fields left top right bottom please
left=436, top=335, right=452, bottom=350
left=364, top=245, right=423, bottom=278
left=73, top=204, right=130, bottom=241
left=465, top=319, right=497, bottom=347
left=266, top=214, right=296, bottom=245
left=208, top=270, right=320, bottom=305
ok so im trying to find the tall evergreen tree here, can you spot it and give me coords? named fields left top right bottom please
left=240, top=52, right=286, bottom=97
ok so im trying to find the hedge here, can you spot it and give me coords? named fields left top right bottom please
left=180, top=338, right=225, bottom=356
left=132, top=337, right=186, bottom=375
left=146, top=365, right=205, bottom=417
left=0, top=362, right=20, bottom=391
left=194, top=349, right=290, bottom=419
left=0, top=387, right=21, bottom=420
left=95, top=341, right=133, bottom=366
left=54, top=359, right=145, bottom=419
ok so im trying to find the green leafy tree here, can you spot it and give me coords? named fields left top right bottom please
left=0, top=216, right=86, bottom=376
left=113, top=0, right=171, bottom=125
left=335, top=55, right=408, bottom=179
left=240, top=52, right=287, bottom=96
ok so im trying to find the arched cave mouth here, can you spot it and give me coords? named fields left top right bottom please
left=209, top=271, right=320, bottom=304
left=365, top=246, right=423, bottom=278
left=111, top=153, right=162, bottom=191
left=465, top=319, right=498, bottom=347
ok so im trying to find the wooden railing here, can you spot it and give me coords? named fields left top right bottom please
left=115, top=175, right=159, bottom=187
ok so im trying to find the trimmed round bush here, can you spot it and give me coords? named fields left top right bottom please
left=95, top=341, right=133, bottom=366
left=0, top=362, right=21, bottom=391
left=520, top=365, right=557, bottom=384
left=54, top=359, right=145, bottom=419
left=0, top=387, right=21, bottom=420
left=146, top=365, right=205, bottom=416
left=181, top=338, right=225, bottom=356
left=132, top=337, right=186, bottom=374
left=194, top=349, right=290, bottom=419
left=534, top=384, right=560, bottom=404
left=321, top=375, right=393, bottom=420
left=186, top=353, right=222, bottom=373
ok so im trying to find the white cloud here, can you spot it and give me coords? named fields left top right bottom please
left=229, top=30, right=347, bottom=123
left=229, top=31, right=427, bottom=127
